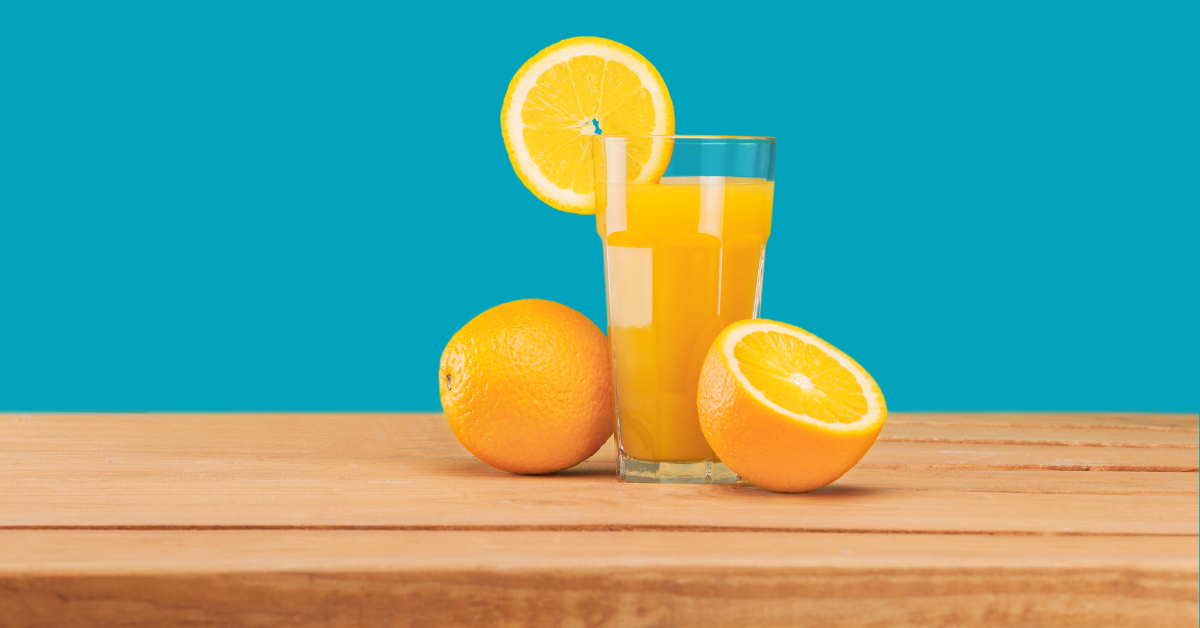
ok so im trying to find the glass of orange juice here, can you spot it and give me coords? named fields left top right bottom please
left=593, top=135, right=777, bottom=483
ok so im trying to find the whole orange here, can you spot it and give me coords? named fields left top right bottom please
left=438, top=299, right=613, bottom=474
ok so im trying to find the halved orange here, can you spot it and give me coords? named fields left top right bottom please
left=697, top=320, right=887, bottom=492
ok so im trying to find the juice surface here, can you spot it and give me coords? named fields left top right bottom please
left=598, top=177, right=774, bottom=462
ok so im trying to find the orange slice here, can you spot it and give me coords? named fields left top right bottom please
left=500, top=37, right=674, bottom=214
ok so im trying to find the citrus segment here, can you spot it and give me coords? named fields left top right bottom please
left=501, top=37, right=674, bottom=214
left=697, top=320, right=887, bottom=492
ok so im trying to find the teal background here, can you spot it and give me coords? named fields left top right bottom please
left=1, top=2, right=1196, bottom=411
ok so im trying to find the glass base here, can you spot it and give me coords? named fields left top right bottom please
left=618, top=454, right=740, bottom=484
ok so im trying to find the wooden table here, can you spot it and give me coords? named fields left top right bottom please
left=1, top=412, right=1196, bottom=627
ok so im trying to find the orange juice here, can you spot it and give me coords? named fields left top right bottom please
left=598, top=177, right=774, bottom=461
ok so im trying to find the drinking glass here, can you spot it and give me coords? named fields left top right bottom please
left=593, top=135, right=777, bottom=483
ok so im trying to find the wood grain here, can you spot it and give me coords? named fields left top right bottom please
left=2, top=463, right=1196, bottom=534
left=0, top=412, right=1195, bottom=627
left=884, top=413, right=1199, bottom=429
left=0, top=531, right=1195, bottom=628
left=2, top=414, right=1196, bottom=533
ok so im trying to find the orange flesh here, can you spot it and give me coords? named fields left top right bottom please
left=733, top=331, right=868, bottom=424
left=522, top=57, right=657, bottom=194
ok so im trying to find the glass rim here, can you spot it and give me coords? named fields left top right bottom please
left=596, top=134, right=776, bottom=142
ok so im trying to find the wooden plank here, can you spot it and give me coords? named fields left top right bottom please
left=0, top=413, right=468, bottom=460
left=3, top=453, right=1195, bottom=493
left=1, top=413, right=1195, bottom=533
left=2, top=460, right=1195, bottom=534
left=881, top=422, right=1199, bottom=447
left=4, top=413, right=1196, bottom=455
left=889, top=412, right=1198, bottom=430
left=3, top=413, right=1197, bottom=468
left=859, top=442, right=1198, bottom=471
left=4, top=439, right=1193, bottom=475
left=840, top=468, right=1198, bottom=495
left=1, top=530, right=1195, bottom=628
